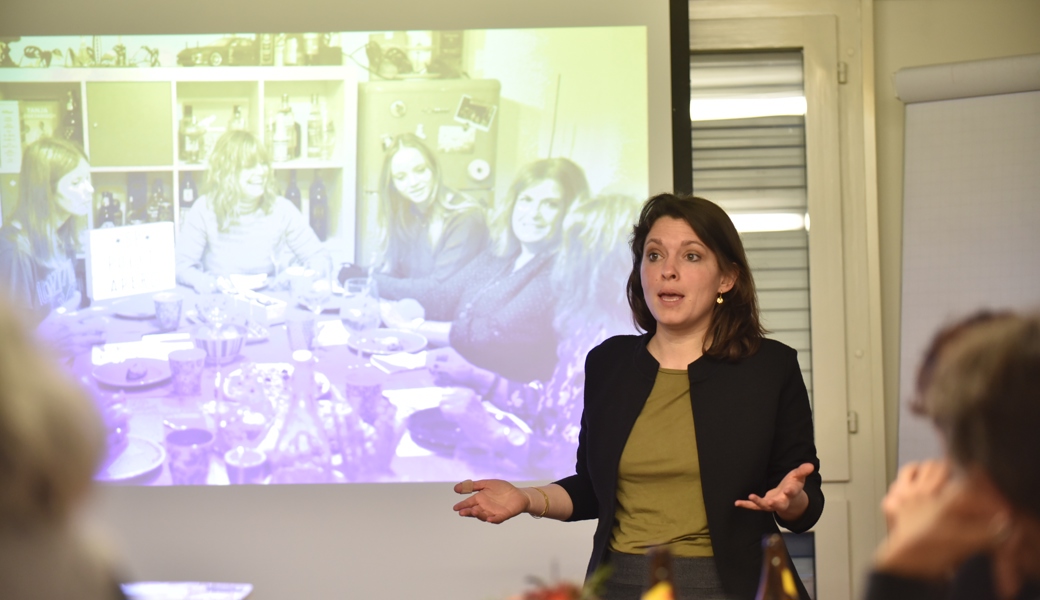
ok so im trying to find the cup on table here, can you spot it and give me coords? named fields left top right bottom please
left=343, top=363, right=388, bottom=425
left=168, top=348, right=207, bottom=396
left=153, top=292, right=184, bottom=331
left=165, top=427, right=214, bottom=485
left=224, top=447, right=268, bottom=485
left=286, top=312, right=317, bottom=351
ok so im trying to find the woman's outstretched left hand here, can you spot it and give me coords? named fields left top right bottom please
left=735, top=463, right=814, bottom=522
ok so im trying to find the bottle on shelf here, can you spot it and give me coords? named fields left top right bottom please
left=292, top=112, right=302, bottom=159
left=306, top=94, right=323, bottom=159
left=283, top=34, right=299, bottom=67
left=179, top=105, right=204, bottom=163
left=258, top=33, right=275, bottom=66
left=754, top=534, right=800, bottom=600
left=323, top=120, right=336, bottom=160
left=267, top=350, right=334, bottom=484
left=272, top=94, right=295, bottom=163
left=126, top=194, right=145, bottom=225
left=284, top=169, right=302, bottom=210
left=274, top=34, right=285, bottom=67
left=96, top=192, right=117, bottom=228
left=302, top=33, right=321, bottom=65
left=146, top=180, right=170, bottom=222
left=228, top=105, right=247, bottom=132
left=60, top=90, right=83, bottom=145
left=111, top=194, right=123, bottom=227
left=127, top=173, right=148, bottom=225
left=155, top=180, right=174, bottom=222
left=179, top=171, right=198, bottom=221
left=309, top=170, right=328, bottom=241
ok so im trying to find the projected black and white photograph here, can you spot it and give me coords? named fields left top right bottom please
left=0, top=27, right=649, bottom=486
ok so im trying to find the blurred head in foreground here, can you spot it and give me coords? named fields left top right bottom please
left=0, top=298, right=121, bottom=599
left=0, top=298, right=104, bottom=526
left=913, top=311, right=1040, bottom=519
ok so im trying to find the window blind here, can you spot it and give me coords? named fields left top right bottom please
left=690, top=51, right=813, bottom=400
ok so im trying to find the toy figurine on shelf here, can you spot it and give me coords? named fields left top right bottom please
left=65, top=45, right=95, bottom=67
left=113, top=44, right=127, bottom=67
left=22, top=46, right=63, bottom=68
left=0, top=39, right=16, bottom=67
left=143, top=46, right=160, bottom=67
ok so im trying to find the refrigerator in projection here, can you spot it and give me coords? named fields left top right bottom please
left=355, top=78, right=500, bottom=267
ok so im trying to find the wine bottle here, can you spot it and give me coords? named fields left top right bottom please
left=179, top=171, right=198, bottom=211
left=259, top=33, right=275, bottom=66
left=111, top=193, right=123, bottom=227
left=180, top=105, right=204, bottom=163
left=285, top=169, right=301, bottom=210
left=302, top=33, right=320, bottom=66
left=642, top=546, right=675, bottom=600
left=283, top=34, right=299, bottom=67
left=309, top=170, right=327, bottom=241
left=97, top=192, right=115, bottom=228
left=60, top=90, right=83, bottom=144
left=146, top=180, right=170, bottom=222
left=155, top=180, right=174, bottom=222
left=754, top=534, right=800, bottom=600
left=272, top=94, right=293, bottom=163
left=292, top=118, right=302, bottom=159
left=127, top=173, right=148, bottom=225
left=306, top=94, right=323, bottom=159
left=323, top=120, right=336, bottom=160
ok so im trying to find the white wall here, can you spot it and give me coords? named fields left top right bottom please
left=873, top=0, right=1040, bottom=481
left=0, top=1, right=673, bottom=598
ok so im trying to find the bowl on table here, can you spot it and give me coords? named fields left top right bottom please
left=193, top=324, right=247, bottom=365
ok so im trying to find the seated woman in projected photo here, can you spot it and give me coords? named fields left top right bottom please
left=175, top=129, right=328, bottom=293
left=360, top=133, right=489, bottom=317
left=0, top=137, right=105, bottom=353
left=381, top=159, right=592, bottom=449
left=513, top=193, right=644, bottom=476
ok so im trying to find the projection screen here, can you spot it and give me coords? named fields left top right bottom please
left=0, top=25, right=651, bottom=486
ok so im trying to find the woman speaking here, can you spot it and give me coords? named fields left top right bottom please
left=451, top=194, right=823, bottom=600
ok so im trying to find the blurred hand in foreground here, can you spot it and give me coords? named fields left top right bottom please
left=874, top=463, right=1012, bottom=581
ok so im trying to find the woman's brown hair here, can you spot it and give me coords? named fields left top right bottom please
left=916, top=312, right=1040, bottom=518
left=626, top=193, right=764, bottom=361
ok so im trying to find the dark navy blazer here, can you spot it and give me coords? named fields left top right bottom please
left=554, top=334, right=824, bottom=600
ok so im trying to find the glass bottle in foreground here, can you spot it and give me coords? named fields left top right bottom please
left=268, top=350, right=334, bottom=484
left=755, top=534, right=800, bottom=600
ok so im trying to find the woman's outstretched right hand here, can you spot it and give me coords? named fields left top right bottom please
left=452, top=479, right=529, bottom=524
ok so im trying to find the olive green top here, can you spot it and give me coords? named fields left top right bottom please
left=609, top=367, right=713, bottom=557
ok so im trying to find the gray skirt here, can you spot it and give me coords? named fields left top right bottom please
left=598, top=551, right=731, bottom=600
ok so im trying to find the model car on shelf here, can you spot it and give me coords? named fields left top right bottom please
left=178, top=37, right=258, bottom=67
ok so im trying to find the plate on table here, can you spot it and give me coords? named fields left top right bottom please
left=406, top=407, right=463, bottom=456
left=348, top=329, right=427, bottom=355
left=95, top=436, right=166, bottom=482
left=112, top=296, right=156, bottom=320
left=223, top=363, right=332, bottom=402
left=92, top=358, right=172, bottom=388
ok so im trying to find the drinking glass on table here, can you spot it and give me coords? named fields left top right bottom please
left=340, top=278, right=381, bottom=353
left=197, top=284, right=233, bottom=333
